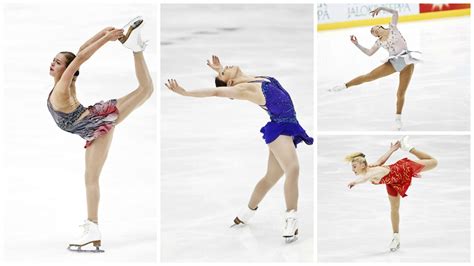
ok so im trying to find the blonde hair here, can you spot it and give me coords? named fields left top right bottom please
left=345, top=152, right=367, bottom=165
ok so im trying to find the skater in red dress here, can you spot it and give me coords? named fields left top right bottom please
left=346, top=136, right=437, bottom=251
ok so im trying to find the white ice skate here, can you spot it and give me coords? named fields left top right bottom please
left=395, top=116, right=403, bottom=131
left=328, top=83, right=347, bottom=92
left=120, top=16, right=148, bottom=52
left=400, top=136, right=414, bottom=152
left=231, top=206, right=257, bottom=227
left=68, top=220, right=104, bottom=253
left=283, top=210, right=298, bottom=243
left=389, top=233, right=400, bottom=252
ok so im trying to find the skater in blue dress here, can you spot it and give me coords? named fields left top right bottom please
left=166, top=55, right=313, bottom=242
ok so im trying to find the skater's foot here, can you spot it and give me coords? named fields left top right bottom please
left=231, top=206, right=257, bottom=227
left=68, top=220, right=104, bottom=253
left=120, top=16, right=148, bottom=52
left=400, top=136, right=414, bottom=152
left=119, top=16, right=144, bottom=44
left=389, top=233, right=400, bottom=252
left=283, top=209, right=298, bottom=243
left=328, top=83, right=347, bottom=92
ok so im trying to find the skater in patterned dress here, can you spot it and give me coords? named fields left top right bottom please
left=330, top=7, right=420, bottom=130
left=346, top=136, right=437, bottom=251
left=166, top=55, right=313, bottom=242
left=47, top=17, right=153, bottom=252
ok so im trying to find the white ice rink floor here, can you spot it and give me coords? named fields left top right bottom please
left=318, top=17, right=470, bottom=131
left=161, top=5, right=314, bottom=262
left=3, top=5, right=157, bottom=263
left=317, top=135, right=470, bottom=262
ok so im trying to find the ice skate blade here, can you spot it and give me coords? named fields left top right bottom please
left=230, top=217, right=245, bottom=228
left=283, top=229, right=298, bottom=243
left=68, top=240, right=104, bottom=253
left=67, top=246, right=105, bottom=253
left=119, top=16, right=144, bottom=44
left=390, top=244, right=400, bottom=252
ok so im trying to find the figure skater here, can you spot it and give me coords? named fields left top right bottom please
left=47, top=17, right=153, bottom=252
left=346, top=136, right=437, bottom=251
left=165, top=55, right=313, bottom=243
left=330, top=7, right=420, bottom=130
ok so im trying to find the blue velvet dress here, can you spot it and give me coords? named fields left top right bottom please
left=251, top=76, right=313, bottom=146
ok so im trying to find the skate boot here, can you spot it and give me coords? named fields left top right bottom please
left=328, top=83, right=347, bottom=92
left=231, top=206, right=257, bottom=227
left=68, top=220, right=104, bottom=253
left=120, top=16, right=148, bottom=52
left=389, top=233, right=400, bottom=252
left=283, top=209, right=298, bottom=243
left=394, top=114, right=403, bottom=131
left=400, top=136, right=414, bottom=152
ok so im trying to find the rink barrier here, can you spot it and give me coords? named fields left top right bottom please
left=318, top=8, right=470, bottom=31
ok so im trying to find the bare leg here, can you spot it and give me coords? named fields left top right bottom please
left=346, top=62, right=396, bottom=88
left=410, top=148, right=438, bottom=172
left=388, top=194, right=400, bottom=233
left=248, top=150, right=284, bottom=209
left=84, top=128, right=115, bottom=223
left=396, top=64, right=414, bottom=114
left=268, top=136, right=300, bottom=211
left=116, top=52, right=154, bottom=124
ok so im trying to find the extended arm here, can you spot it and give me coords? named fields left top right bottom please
left=165, top=79, right=251, bottom=100
left=370, top=141, right=400, bottom=167
left=55, top=28, right=124, bottom=93
left=350, top=35, right=380, bottom=56
left=78, top=27, right=115, bottom=53
left=371, top=6, right=399, bottom=25
left=348, top=175, right=370, bottom=189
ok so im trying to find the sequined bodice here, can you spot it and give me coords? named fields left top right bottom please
left=252, top=76, right=297, bottom=124
left=47, top=92, right=87, bottom=132
left=376, top=24, right=407, bottom=56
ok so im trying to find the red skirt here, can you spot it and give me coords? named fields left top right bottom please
left=378, top=158, right=425, bottom=197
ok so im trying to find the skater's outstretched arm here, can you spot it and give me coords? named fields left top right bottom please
left=165, top=79, right=252, bottom=101
left=206, top=55, right=223, bottom=74
left=350, top=35, right=380, bottom=56
left=78, top=27, right=116, bottom=53
left=55, top=29, right=124, bottom=94
left=370, top=7, right=399, bottom=25
left=348, top=175, right=370, bottom=189
left=370, top=141, right=400, bottom=167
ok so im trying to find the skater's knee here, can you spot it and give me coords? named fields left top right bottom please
left=284, top=163, right=300, bottom=180
left=430, top=158, right=438, bottom=169
left=85, top=173, right=100, bottom=188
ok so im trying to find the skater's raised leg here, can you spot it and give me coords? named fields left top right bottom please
left=116, top=52, right=154, bottom=124
left=400, top=136, right=438, bottom=171
left=268, top=135, right=300, bottom=211
left=346, top=62, right=395, bottom=88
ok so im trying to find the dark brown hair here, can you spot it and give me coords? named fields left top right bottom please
left=215, top=77, right=227, bottom=87
left=60, top=51, right=80, bottom=77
